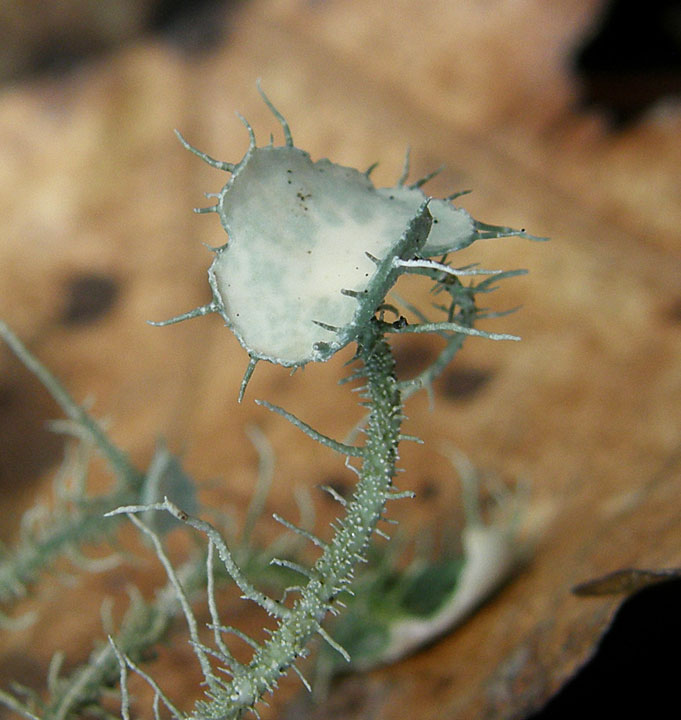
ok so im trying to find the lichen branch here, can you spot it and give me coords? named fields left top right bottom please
left=112, top=321, right=407, bottom=720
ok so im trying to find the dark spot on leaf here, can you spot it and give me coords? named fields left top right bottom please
left=25, top=38, right=96, bottom=79
left=392, top=340, right=436, bottom=379
left=150, top=0, right=232, bottom=55
left=660, top=297, right=681, bottom=325
left=440, top=366, right=493, bottom=400
left=61, top=273, right=119, bottom=326
left=418, top=479, right=439, bottom=500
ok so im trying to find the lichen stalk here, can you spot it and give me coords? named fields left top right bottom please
left=191, top=321, right=402, bottom=719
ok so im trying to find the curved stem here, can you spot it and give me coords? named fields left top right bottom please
left=191, top=321, right=403, bottom=719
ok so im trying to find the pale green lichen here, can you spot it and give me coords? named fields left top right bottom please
left=324, top=454, right=529, bottom=676
left=155, top=84, right=539, bottom=378
left=0, top=85, right=541, bottom=720
left=0, top=321, right=197, bottom=611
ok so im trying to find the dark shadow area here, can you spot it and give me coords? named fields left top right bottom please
left=574, top=0, right=681, bottom=127
left=527, top=577, right=681, bottom=718
left=1, top=0, right=237, bottom=83
left=440, top=365, right=493, bottom=401
left=60, top=273, right=119, bottom=326
left=0, top=353, right=63, bottom=540
left=148, top=0, right=234, bottom=53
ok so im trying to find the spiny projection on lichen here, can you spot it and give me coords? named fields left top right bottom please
left=108, top=322, right=411, bottom=720
left=0, top=84, right=541, bottom=720
left=151, top=82, right=542, bottom=400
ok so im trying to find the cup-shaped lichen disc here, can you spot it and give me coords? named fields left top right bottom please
left=167, top=92, right=540, bottom=370
left=210, top=146, right=429, bottom=366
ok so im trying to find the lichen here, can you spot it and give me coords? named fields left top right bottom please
left=155, top=85, right=538, bottom=379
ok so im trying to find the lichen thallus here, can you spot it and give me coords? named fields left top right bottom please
left=0, top=84, right=542, bottom=720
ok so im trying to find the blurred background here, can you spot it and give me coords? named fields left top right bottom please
left=1, top=1, right=680, bottom=718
